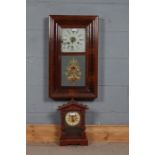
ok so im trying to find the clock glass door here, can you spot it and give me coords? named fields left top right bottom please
left=61, top=56, right=86, bottom=86
left=60, top=27, right=87, bottom=87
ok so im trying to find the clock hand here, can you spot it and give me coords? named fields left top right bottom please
left=71, top=116, right=74, bottom=122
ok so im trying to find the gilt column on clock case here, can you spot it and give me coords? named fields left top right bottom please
left=49, top=15, right=99, bottom=146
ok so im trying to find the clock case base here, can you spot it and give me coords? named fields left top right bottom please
left=60, top=138, right=88, bottom=146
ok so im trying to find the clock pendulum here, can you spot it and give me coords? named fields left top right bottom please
left=49, top=15, right=98, bottom=146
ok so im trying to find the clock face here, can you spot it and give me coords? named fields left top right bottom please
left=61, top=28, right=86, bottom=53
left=65, top=111, right=81, bottom=126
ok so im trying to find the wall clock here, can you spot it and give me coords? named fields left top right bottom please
left=49, top=15, right=98, bottom=100
left=58, top=99, right=88, bottom=146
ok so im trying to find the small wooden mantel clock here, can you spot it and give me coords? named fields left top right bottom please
left=58, top=99, right=88, bottom=145
left=49, top=15, right=98, bottom=145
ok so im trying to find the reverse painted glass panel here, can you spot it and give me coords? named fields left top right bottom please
left=61, top=56, right=86, bottom=86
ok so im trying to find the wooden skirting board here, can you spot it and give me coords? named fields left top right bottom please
left=27, top=124, right=129, bottom=144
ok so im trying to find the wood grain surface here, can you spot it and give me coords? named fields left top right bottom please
left=27, top=124, right=128, bottom=144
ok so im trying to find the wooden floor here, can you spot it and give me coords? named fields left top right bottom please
left=27, top=143, right=129, bottom=155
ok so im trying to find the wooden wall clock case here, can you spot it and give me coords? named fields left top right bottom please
left=49, top=15, right=98, bottom=100
left=49, top=15, right=99, bottom=146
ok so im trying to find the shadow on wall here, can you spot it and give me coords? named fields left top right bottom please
left=48, top=111, right=60, bottom=124
left=43, top=17, right=49, bottom=103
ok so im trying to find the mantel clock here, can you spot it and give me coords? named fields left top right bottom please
left=58, top=99, right=88, bottom=146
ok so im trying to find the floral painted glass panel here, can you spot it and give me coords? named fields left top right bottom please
left=61, top=56, right=86, bottom=86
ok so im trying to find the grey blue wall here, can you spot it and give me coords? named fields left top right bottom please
left=27, top=0, right=129, bottom=124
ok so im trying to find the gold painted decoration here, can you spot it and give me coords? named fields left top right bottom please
left=65, top=58, right=81, bottom=82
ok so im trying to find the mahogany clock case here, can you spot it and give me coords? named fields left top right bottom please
left=49, top=15, right=99, bottom=100
left=58, top=99, right=88, bottom=146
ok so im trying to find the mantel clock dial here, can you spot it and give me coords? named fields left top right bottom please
left=65, top=111, right=81, bottom=126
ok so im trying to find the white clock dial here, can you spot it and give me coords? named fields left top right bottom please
left=65, top=111, right=81, bottom=126
left=61, top=28, right=86, bottom=52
